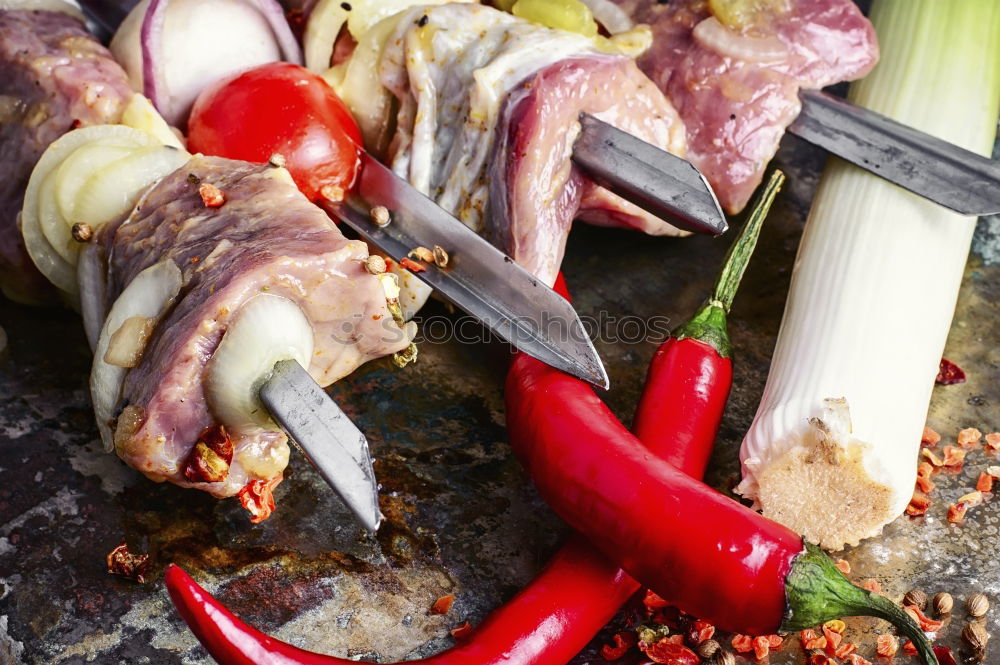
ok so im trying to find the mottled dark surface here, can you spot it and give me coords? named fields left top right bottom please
left=2, top=129, right=1000, bottom=665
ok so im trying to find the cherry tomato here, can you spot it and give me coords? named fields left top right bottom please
left=187, top=62, right=361, bottom=201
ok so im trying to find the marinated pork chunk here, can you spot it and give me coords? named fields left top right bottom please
left=378, top=4, right=686, bottom=288
left=99, top=156, right=411, bottom=516
left=614, top=0, right=878, bottom=213
left=0, top=9, right=133, bottom=303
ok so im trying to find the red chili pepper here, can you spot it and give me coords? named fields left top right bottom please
left=502, top=176, right=937, bottom=665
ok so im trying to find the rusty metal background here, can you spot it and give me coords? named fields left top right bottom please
left=2, top=126, right=1000, bottom=664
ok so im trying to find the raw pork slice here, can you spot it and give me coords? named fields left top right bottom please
left=618, top=0, right=878, bottom=213
left=0, top=9, right=132, bottom=303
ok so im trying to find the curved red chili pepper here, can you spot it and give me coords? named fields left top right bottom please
left=505, top=175, right=937, bottom=665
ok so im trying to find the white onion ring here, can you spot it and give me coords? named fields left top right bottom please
left=91, top=259, right=182, bottom=451
left=78, top=242, right=107, bottom=352
left=139, top=0, right=169, bottom=114
left=249, top=0, right=304, bottom=65
left=692, top=16, right=789, bottom=63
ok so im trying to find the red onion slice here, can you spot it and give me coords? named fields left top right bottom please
left=139, top=0, right=170, bottom=113
left=249, top=0, right=304, bottom=65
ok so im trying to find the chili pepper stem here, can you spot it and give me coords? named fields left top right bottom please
left=673, top=171, right=785, bottom=358
left=782, top=543, right=939, bottom=665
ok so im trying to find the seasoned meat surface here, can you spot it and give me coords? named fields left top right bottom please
left=0, top=9, right=132, bottom=303
left=103, top=156, right=411, bottom=499
left=617, top=0, right=878, bottom=213
left=382, top=4, right=686, bottom=287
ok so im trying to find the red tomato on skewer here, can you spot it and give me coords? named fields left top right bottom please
left=187, top=62, right=361, bottom=201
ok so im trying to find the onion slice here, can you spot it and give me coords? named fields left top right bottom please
left=140, top=0, right=169, bottom=114
left=692, top=16, right=789, bottom=63
left=91, top=259, right=182, bottom=451
left=206, top=293, right=313, bottom=433
left=249, top=0, right=304, bottom=65
left=78, top=243, right=107, bottom=352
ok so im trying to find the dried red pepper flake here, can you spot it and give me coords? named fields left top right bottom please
left=876, top=634, right=898, bottom=657
left=643, top=589, right=670, bottom=610
left=800, top=629, right=827, bottom=651
left=821, top=625, right=843, bottom=653
left=199, top=182, right=225, bottom=207
left=834, top=641, right=858, bottom=659
left=861, top=578, right=882, bottom=593
left=916, top=474, right=936, bottom=493
left=942, top=445, right=966, bottom=468
left=957, top=427, right=982, bottom=449
left=906, top=491, right=931, bottom=516
left=845, top=654, right=873, bottom=665
left=766, top=634, right=782, bottom=649
left=642, top=639, right=698, bottom=665
left=808, top=655, right=834, bottom=665
left=106, top=541, right=150, bottom=583
left=975, top=471, right=994, bottom=493
left=752, top=635, right=771, bottom=660
left=936, top=358, right=966, bottom=385
left=238, top=475, right=282, bottom=523
left=903, top=604, right=943, bottom=632
left=183, top=425, right=235, bottom=483
left=450, top=621, right=473, bottom=641
left=688, top=620, right=715, bottom=644
left=985, top=432, right=1000, bottom=451
left=903, top=639, right=918, bottom=655
left=601, top=631, right=637, bottom=660
left=399, top=257, right=427, bottom=273
left=834, top=559, right=851, bottom=575
left=430, top=593, right=455, bottom=615
left=731, top=634, right=754, bottom=653
left=922, top=426, right=942, bottom=447
left=933, top=645, right=959, bottom=665
left=946, top=502, right=968, bottom=523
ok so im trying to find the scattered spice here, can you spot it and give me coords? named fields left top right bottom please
left=934, top=592, right=954, bottom=616
left=689, top=619, right=715, bottom=644
left=989, top=466, right=1000, bottom=479
left=916, top=462, right=936, bottom=493
left=966, top=593, right=990, bottom=618
left=958, top=490, right=984, bottom=506
left=876, top=634, right=898, bottom=657
left=834, top=559, right=851, bottom=575
left=408, top=246, right=435, bottom=262
left=904, top=589, right=928, bottom=609
left=370, top=205, right=391, bottom=227
left=978, top=473, right=996, bottom=493
left=903, top=639, right=918, bottom=655
left=809, top=654, right=835, bottom=665
left=934, top=645, right=960, bottom=665
left=904, top=604, right=944, bottom=632
left=643, top=589, right=669, bottom=610
left=936, top=357, right=966, bottom=384
left=199, top=182, right=225, bottom=207
left=861, top=578, right=882, bottom=593
left=433, top=245, right=449, bottom=268
left=450, top=621, right=472, bottom=641
left=731, top=634, right=753, bottom=653
left=364, top=255, right=387, bottom=274
left=392, top=343, right=418, bottom=368
left=399, top=257, right=426, bottom=273
left=906, top=491, right=931, bottom=516
left=942, top=445, right=966, bottom=468
left=430, top=593, right=455, bottom=615
left=601, top=631, right=636, bottom=660
left=958, top=427, right=983, bottom=449
left=947, top=502, right=969, bottom=523
left=187, top=172, right=201, bottom=184
left=320, top=184, right=345, bottom=202
left=834, top=641, right=857, bottom=659
left=696, top=639, right=720, bottom=659
left=963, top=621, right=989, bottom=660
left=643, top=638, right=698, bottom=664
left=845, top=654, right=872, bottom=665
left=800, top=629, right=827, bottom=650
left=922, top=426, right=942, bottom=447
left=183, top=425, right=234, bottom=483
left=268, top=153, right=286, bottom=168
left=922, top=448, right=945, bottom=467
left=752, top=635, right=771, bottom=660
left=106, top=542, right=150, bottom=583
left=238, top=475, right=281, bottom=523
left=986, top=433, right=1000, bottom=451
left=71, top=222, right=93, bottom=243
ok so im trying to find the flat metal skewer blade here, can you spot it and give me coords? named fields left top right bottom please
left=790, top=89, right=1000, bottom=216
left=325, top=154, right=609, bottom=389
left=259, top=359, right=382, bottom=532
left=573, top=114, right=728, bottom=236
